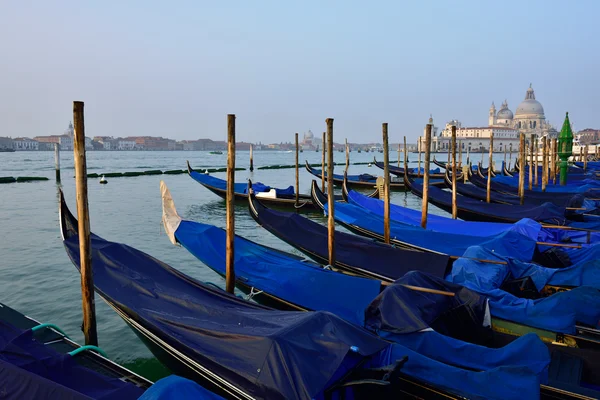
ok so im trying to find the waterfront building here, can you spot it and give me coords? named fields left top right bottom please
left=0, top=136, right=13, bottom=150
left=12, top=137, right=39, bottom=151
left=418, top=85, right=557, bottom=152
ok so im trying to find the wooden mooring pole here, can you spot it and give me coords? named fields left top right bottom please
left=519, top=133, right=525, bottom=205
left=584, top=145, right=589, bottom=171
left=321, top=132, right=326, bottom=192
left=551, top=138, right=557, bottom=184
left=458, top=140, right=462, bottom=168
left=397, top=143, right=401, bottom=167
left=451, top=125, right=457, bottom=219
left=417, top=143, right=422, bottom=177
left=534, top=137, right=539, bottom=186
left=72, top=101, right=98, bottom=346
left=326, top=119, right=335, bottom=266
left=421, top=124, right=432, bottom=228
left=542, top=136, right=548, bottom=192
left=487, top=132, right=494, bottom=203
left=529, top=136, right=534, bottom=190
left=403, top=136, right=408, bottom=178
left=249, top=144, right=254, bottom=172
left=295, top=133, right=299, bottom=208
left=382, top=123, right=390, bottom=243
left=54, top=142, right=61, bottom=183
left=226, top=114, right=236, bottom=294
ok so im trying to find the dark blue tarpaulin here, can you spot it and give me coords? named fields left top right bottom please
left=189, top=169, right=293, bottom=195
left=448, top=246, right=600, bottom=333
left=0, top=320, right=144, bottom=399
left=327, top=201, right=539, bottom=260
left=251, top=202, right=450, bottom=279
left=139, top=375, right=225, bottom=400
left=63, top=226, right=545, bottom=400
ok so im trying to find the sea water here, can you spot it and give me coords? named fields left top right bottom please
left=0, top=149, right=495, bottom=380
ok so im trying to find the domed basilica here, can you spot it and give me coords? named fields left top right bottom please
left=489, top=84, right=556, bottom=138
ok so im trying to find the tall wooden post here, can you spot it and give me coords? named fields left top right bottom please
left=382, top=123, right=390, bottom=243
left=72, top=101, right=98, bottom=347
left=503, top=144, right=507, bottom=169
left=487, top=132, right=494, bottom=203
left=225, top=114, right=236, bottom=294
left=249, top=144, right=254, bottom=172
left=54, top=143, right=61, bottom=183
left=397, top=143, right=401, bottom=167
left=529, top=136, right=534, bottom=190
left=295, top=133, right=299, bottom=207
left=345, top=138, right=349, bottom=174
left=552, top=138, right=557, bottom=184
left=458, top=140, right=462, bottom=168
left=584, top=145, right=588, bottom=171
left=326, top=119, right=335, bottom=266
left=403, top=136, right=408, bottom=176
left=542, top=136, right=547, bottom=192
left=466, top=145, right=470, bottom=166
left=321, top=132, right=326, bottom=192
left=519, top=133, right=525, bottom=205
left=509, top=144, right=513, bottom=170
left=451, top=125, right=457, bottom=219
left=534, top=137, right=539, bottom=186
left=417, top=143, right=422, bottom=177
left=421, top=124, right=432, bottom=228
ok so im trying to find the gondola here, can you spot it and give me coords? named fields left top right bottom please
left=187, top=161, right=325, bottom=212
left=372, top=158, right=446, bottom=186
left=60, top=189, right=444, bottom=400
left=406, top=174, right=600, bottom=228
left=159, top=184, right=595, bottom=399
left=0, top=301, right=150, bottom=399
left=304, top=161, right=406, bottom=191
left=469, top=166, right=600, bottom=202
left=249, top=182, right=451, bottom=281
left=445, top=168, right=589, bottom=208
left=61, top=188, right=540, bottom=400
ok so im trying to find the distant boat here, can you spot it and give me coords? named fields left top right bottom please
left=0, top=148, right=15, bottom=152
left=209, top=151, right=223, bottom=155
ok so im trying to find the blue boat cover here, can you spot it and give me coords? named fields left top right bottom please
left=0, top=319, right=144, bottom=399
left=174, top=220, right=382, bottom=326
left=448, top=246, right=600, bottom=333
left=252, top=202, right=450, bottom=279
left=492, top=174, right=600, bottom=193
left=328, top=201, right=539, bottom=260
left=63, top=224, right=544, bottom=399
left=348, top=189, right=600, bottom=244
left=139, top=375, right=225, bottom=400
left=410, top=178, right=571, bottom=225
left=365, top=272, right=550, bottom=380
left=309, top=166, right=377, bottom=183
left=189, top=169, right=293, bottom=195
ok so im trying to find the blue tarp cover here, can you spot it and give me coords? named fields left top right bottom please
left=189, top=169, right=294, bottom=195
left=0, top=320, right=144, bottom=399
left=63, top=223, right=545, bottom=400
left=175, top=220, right=382, bottom=326
left=252, top=202, right=450, bottom=279
left=448, top=246, right=600, bottom=333
left=309, top=166, right=377, bottom=183
left=328, top=201, right=538, bottom=260
left=139, top=375, right=225, bottom=400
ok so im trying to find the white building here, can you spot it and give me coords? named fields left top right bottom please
left=13, top=138, right=39, bottom=151
left=117, top=140, right=136, bottom=150
left=59, top=135, right=74, bottom=151
left=418, top=84, right=555, bottom=152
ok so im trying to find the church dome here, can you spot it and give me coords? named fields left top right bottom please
left=305, top=130, right=314, bottom=139
left=497, top=108, right=513, bottom=119
left=515, top=85, right=545, bottom=117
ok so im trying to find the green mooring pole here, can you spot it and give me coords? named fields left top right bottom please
left=557, top=112, right=573, bottom=186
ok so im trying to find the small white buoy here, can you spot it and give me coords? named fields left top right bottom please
left=368, top=163, right=372, bottom=167
left=99, top=175, right=107, bottom=184
left=204, top=169, right=209, bottom=174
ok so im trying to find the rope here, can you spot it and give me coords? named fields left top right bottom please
left=246, top=287, right=264, bottom=301
left=294, top=201, right=309, bottom=209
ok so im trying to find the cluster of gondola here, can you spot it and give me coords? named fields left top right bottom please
left=54, top=155, right=600, bottom=400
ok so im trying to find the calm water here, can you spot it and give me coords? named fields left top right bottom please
left=0, top=149, right=500, bottom=380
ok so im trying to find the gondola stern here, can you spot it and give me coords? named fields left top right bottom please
left=310, top=180, right=327, bottom=211
left=186, top=160, right=194, bottom=175
left=58, top=189, right=79, bottom=242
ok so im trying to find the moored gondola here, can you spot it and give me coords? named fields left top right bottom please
left=305, top=161, right=406, bottom=191
left=187, top=160, right=325, bottom=212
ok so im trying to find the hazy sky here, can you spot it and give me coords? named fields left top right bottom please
left=1, top=1, right=597, bottom=143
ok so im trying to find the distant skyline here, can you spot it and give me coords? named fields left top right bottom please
left=1, top=1, right=598, bottom=143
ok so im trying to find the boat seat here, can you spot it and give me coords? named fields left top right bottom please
left=256, top=189, right=278, bottom=199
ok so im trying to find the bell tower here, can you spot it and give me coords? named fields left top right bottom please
left=489, top=102, right=497, bottom=126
